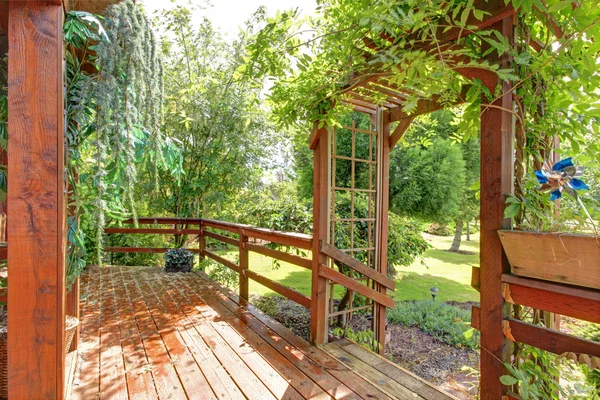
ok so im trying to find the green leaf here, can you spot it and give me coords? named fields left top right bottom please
left=504, top=203, right=521, bottom=218
left=500, top=375, right=518, bottom=386
left=547, top=1, right=571, bottom=12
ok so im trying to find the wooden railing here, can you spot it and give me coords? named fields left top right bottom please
left=104, top=218, right=313, bottom=309
left=319, top=241, right=395, bottom=309
left=104, top=217, right=399, bottom=346
left=470, top=269, right=600, bottom=362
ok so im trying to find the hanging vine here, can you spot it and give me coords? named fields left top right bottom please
left=91, top=0, right=167, bottom=264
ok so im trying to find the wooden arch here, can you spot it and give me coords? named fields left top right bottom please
left=309, top=4, right=516, bottom=399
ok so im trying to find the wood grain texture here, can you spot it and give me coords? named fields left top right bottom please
left=238, top=228, right=249, bottom=300
left=76, top=266, right=445, bottom=400
left=66, top=278, right=80, bottom=351
left=389, top=116, right=414, bottom=149
left=478, top=16, right=514, bottom=400
left=245, top=269, right=311, bottom=309
left=320, top=241, right=395, bottom=290
left=501, top=275, right=600, bottom=324
left=329, top=340, right=458, bottom=400
left=311, top=127, right=330, bottom=344
left=506, top=318, right=600, bottom=358
left=7, top=2, right=66, bottom=398
left=498, top=230, right=600, bottom=289
left=319, top=264, right=395, bottom=309
left=246, top=242, right=312, bottom=270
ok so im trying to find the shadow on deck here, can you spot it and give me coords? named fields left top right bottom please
left=71, top=266, right=456, bottom=400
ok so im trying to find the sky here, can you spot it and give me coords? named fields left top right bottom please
left=141, top=0, right=317, bottom=37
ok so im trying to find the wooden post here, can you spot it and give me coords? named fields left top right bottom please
left=479, top=16, right=514, bottom=399
left=66, top=278, right=80, bottom=351
left=7, top=2, right=66, bottom=398
left=374, top=108, right=391, bottom=355
left=239, top=227, right=249, bottom=301
left=311, top=124, right=329, bottom=344
left=199, top=220, right=206, bottom=266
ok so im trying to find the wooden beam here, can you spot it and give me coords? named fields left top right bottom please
left=505, top=319, right=600, bottom=358
left=246, top=242, right=312, bottom=270
left=121, top=217, right=203, bottom=225
left=502, top=274, right=600, bottom=324
left=318, top=264, right=395, bottom=309
left=320, top=241, right=395, bottom=290
left=203, top=230, right=239, bottom=247
left=478, top=17, right=514, bottom=400
left=375, top=109, right=392, bottom=355
left=245, top=270, right=311, bottom=309
left=471, top=306, right=481, bottom=331
left=238, top=228, right=249, bottom=301
left=311, top=125, right=329, bottom=344
left=8, top=2, right=66, bottom=398
left=104, top=247, right=202, bottom=254
left=65, top=278, right=80, bottom=351
left=389, top=86, right=470, bottom=122
left=202, top=249, right=240, bottom=273
left=104, top=227, right=202, bottom=235
left=471, top=266, right=481, bottom=292
left=389, top=117, right=414, bottom=149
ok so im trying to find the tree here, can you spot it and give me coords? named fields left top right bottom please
left=149, top=5, right=279, bottom=244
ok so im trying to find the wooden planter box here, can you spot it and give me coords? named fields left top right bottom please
left=498, top=230, right=600, bottom=290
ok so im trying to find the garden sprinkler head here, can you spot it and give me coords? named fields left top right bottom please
left=430, top=286, right=439, bottom=301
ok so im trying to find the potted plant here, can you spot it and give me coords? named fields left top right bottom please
left=499, top=158, right=599, bottom=289
left=164, top=248, right=194, bottom=273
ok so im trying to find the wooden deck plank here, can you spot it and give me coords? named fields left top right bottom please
left=113, top=268, right=159, bottom=400
left=99, top=267, right=129, bottom=399
left=76, top=266, right=454, bottom=400
left=332, top=340, right=458, bottom=400
left=195, top=275, right=394, bottom=400
left=193, top=271, right=343, bottom=369
left=140, top=273, right=219, bottom=399
left=186, top=273, right=362, bottom=400
left=123, top=268, right=188, bottom=399
left=323, top=343, right=424, bottom=399
left=73, top=266, right=101, bottom=398
left=156, top=275, right=278, bottom=400
left=166, top=274, right=325, bottom=400
left=149, top=274, right=246, bottom=400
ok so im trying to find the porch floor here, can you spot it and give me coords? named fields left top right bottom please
left=71, top=266, right=455, bottom=400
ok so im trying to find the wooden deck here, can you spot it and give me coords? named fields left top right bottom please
left=71, top=266, right=456, bottom=400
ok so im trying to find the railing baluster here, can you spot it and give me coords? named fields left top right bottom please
left=238, top=227, right=249, bottom=301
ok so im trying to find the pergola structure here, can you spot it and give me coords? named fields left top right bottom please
left=3, top=1, right=599, bottom=399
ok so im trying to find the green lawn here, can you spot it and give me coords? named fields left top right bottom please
left=392, top=233, right=480, bottom=302
left=208, top=232, right=480, bottom=304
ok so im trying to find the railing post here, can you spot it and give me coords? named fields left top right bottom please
left=374, top=108, right=391, bottom=355
left=239, top=228, right=249, bottom=301
left=66, top=278, right=80, bottom=351
left=311, top=123, right=330, bottom=344
left=199, top=220, right=206, bottom=266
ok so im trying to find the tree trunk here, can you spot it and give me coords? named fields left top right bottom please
left=449, top=217, right=463, bottom=252
left=466, top=221, right=471, bottom=241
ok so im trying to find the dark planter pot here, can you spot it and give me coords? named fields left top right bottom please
left=165, top=261, right=193, bottom=273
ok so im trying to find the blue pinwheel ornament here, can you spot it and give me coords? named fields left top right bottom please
left=534, top=158, right=589, bottom=200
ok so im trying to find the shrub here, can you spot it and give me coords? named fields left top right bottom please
left=387, top=300, right=479, bottom=349
left=164, top=248, right=194, bottom=272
